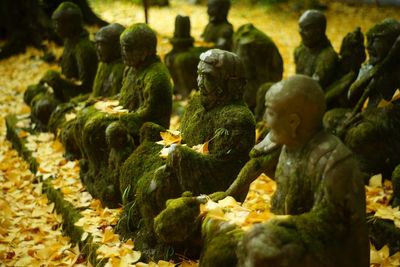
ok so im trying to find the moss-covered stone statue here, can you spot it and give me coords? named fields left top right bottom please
left=24, top=2, right=98, bottom=130
left=79, top=23, right=172, bottom=206
left=324, top=19, right=400, bottom=178
left=201, top=0, right=234, bottom=51
left=233, top=23, right=283, bottom=112
left=165, top=15, right=206, bottom=98
left=103, top=122, right=135, bottom=207
left=324, top=27, right=366, bottom=109
left=91, top=23, right=126, bottom=98
left=294, top=10, right=338, bottom=89
left=117, top=49, right=255, bottom=259
left=47, top=23, right=126, bottom=161
left=200, top=75, right=369, bottom=267
left=348, top=18, right=400, bottom=109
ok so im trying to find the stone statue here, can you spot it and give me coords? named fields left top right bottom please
left=201, top=0, right=234, bottom=51
left=102, top=122, right=135, bottom=207
left=91, top=23, right=126, bottom=98
left=201, top=75, right=369, bottom=267
left=324, top=19, right=400, bottom=178
left=79, top=23, right=173, bottom=206
left=46, top=23, right=125, bottom=161
left=324, top=27, right=366, bottom=109
left=24, top=1, right=98, bottom=130
left=117, top=49, right=255, bottom=259
left=294, top=10, right=338, bottom=88
left=348, top=18, right=400, bottom=109
left=165, top=15, right=206, bottom=98
left=233, top=23, right=283, bottom=112
left=42, top=1, right=98, bottom=101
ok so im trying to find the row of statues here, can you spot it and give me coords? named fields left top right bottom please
left=21, top=0, right=400, bottom=266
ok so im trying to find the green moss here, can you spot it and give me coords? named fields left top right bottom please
left=200, top=218, right=243, bottom=267
left=368, top=215, right=400, bottom=254
left=23, top=83, right=48, bottom=106
left=118, top=58, right=173, bottom=129
left=166, top=46, right=206, bottom=98
left=5, top=115, right=38, bottom=173
left=294, top=42, right=338, bottom=88
left=47, top=102, right=76, bottom=133
left=92, top=60, right=125, bottom=98
left=392, top=164, right=400, bottom=207
left=233, top=23, right=283, bottom=110
left=154, top=195, right=201, bottom=244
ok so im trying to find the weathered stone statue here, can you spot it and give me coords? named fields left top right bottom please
left=24, top=2, right=98, bottom=130
left=201, top=0, right=234, bottom=51
left=348, top=18, right=400, bottom=109
left=91, top=23, right=126, bottom=98
left=165, top=15, right=206, bottom=98
left=79, top=23, right=173, bottom=206
left=44, top=23, right=126, bottom=163
left=201, top=75, right=369, bottom=267
left=233, top=23, right=283, bottom=112
left=325, top=27, right=366, bottom=109
left=117, top=49, right=255, bottom=259
left=294, top=10, right=338, bottom=88
left=324, top=19, right=400, bottom=178
left=103, top=122, right=135, bottom=207
left=42, top=1, right=98, bottom=101
left=47, top=23, right=125, bottom=132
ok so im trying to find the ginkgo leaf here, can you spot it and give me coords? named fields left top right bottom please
left=192, top=141, right=209, bottom=154
left=157, top=130, right=182, bottom=146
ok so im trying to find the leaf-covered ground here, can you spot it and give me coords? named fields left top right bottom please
left=1, top=0, right=400, bottom=266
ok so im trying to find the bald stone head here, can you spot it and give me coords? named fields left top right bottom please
left=298, top=10, right=327, bottom=49
left=120, top=23, right=157, bottom=68
left=52, top=2, right=83, bottom=39
left=208, top=0, right=231, bottom=23
left=264, top=75, right=325, bottom=149
left=95, top=23, right=125, bottom=62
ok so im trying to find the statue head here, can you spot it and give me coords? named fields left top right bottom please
left=106, top=121, right=129, bottom=149
left=197, top=49, right=245, bottom=110
left=170, top=15, right=194, bottom=48
left=366, top=18, right=400, bottom=65
left=52, top=2, right=83, bottom=39
left=298, top=10, right=327, bottom=49
left=95, top=23, right=125, bottom=63
left=207, top=0, right=231, bottom=24
left=120, top=23, right=157, bottom=68
left=339, top=27, right=366, bottom=72
left=264, top=75, right=325, bottom=149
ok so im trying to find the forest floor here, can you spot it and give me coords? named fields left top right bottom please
left=1, top=0, right=400, bottom=266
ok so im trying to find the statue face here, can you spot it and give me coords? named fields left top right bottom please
left=95, top=38, right=117, bottom=63
left=53, top=16, right=77, bottom=38
left=299, top=17, right=324, bottom=48
left=197, top=61, right=222, bottom=108
left=367, top=35, right=392, bottom=65
left=121, top=42, right=147, bottom=68
left=264, top=99, right=294, bottom=145
left=207, top=0, right=228, bottom=23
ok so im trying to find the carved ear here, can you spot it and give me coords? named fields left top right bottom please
left=288, top=113, right=301, bottom=138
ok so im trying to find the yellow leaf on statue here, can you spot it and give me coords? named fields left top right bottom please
left=18, top=130, right=28, bottom=138
left=192, top=141, right=209, bottom=154
left=157, top=130, right=182, bottom=146
left=65, top=112, right=77, bottom=122
left=369, top=174, right=383, bottom=188
left=391, top=89, right=400, bottom=102
left=378, top=99, right=391, bottom=108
